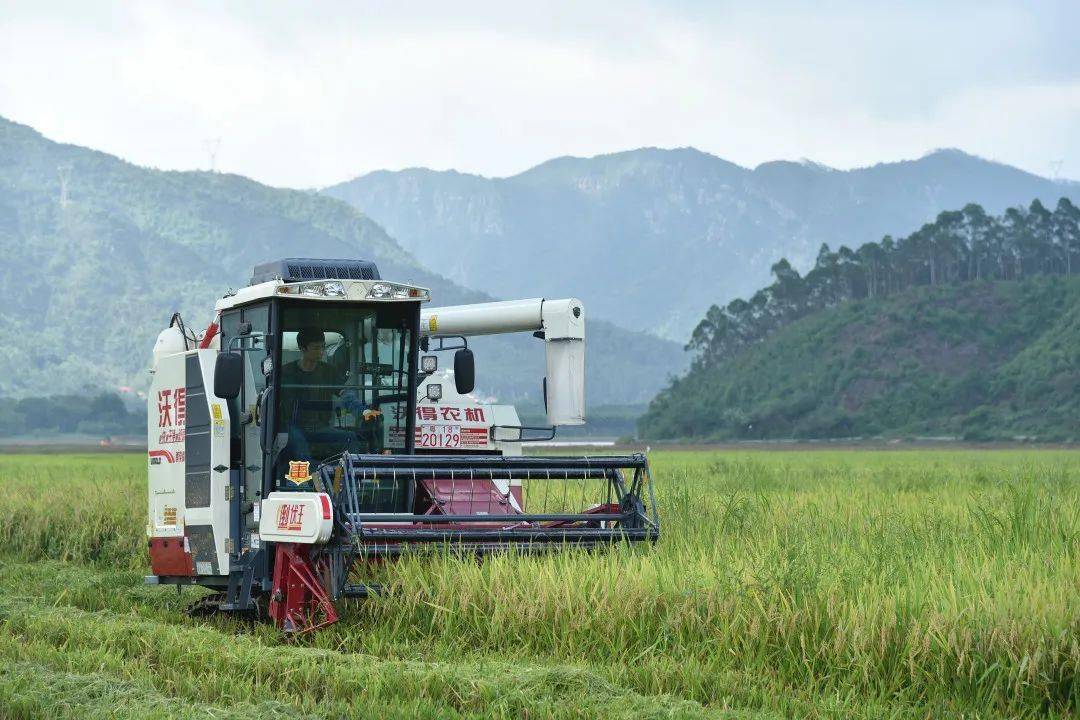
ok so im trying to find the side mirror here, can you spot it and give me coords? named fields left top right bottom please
left=214, top=352, right=243, bottom=400
left=454, top=348, right=475, bottom=395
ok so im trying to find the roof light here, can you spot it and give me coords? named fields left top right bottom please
left=274, top=279, right=429, bottom=301
left=304, top=280, right=346, bottom=297
left=368, top=283, right=393, bottom=298
left=279, top=280, right=348, bottom=297
left=367, top=282, right=430, bottom=301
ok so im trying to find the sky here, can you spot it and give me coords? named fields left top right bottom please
left=1, top=0, right=1077, bottom=187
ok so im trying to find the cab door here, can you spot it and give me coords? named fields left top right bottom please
left=219, top=303, right=271, bottom=551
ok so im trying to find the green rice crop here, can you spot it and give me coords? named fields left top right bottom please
left=0, top=450, right=1077, bottom=718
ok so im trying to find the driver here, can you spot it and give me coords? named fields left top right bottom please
left=281, top=327, right=341, bottom=427
left=280, top=327, right=370, bottom=475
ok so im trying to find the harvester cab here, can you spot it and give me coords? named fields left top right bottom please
left=146, top=258, right=658, bottom=633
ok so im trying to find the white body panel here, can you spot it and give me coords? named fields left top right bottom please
left=413, top=374, right=524, bottom=507
left=147, top=349, right=232, bottom=575
left=420, top=298, right=585, bottom=426
left=259, top=492, right=334, bottom=544
left=147, top=351, right=186, bottom=541
left=545, top=337, right=585, bottom=426
left=421, top=298, right=544, bottom=336
left=413, top=371, right=523, bottom=455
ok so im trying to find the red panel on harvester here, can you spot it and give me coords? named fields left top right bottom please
left=421, top=478, right=520, bottom=516
left=149, top=536, right=195, bottom=576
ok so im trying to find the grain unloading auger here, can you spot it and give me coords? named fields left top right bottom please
left=145, top=258, right=659, bottom=633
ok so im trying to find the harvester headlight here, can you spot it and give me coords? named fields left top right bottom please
left=366, top=282, right=430, bottom=301
left=421, top=355, right=438, bottom=373
left=426, top=383, right=442, bottom=401
left=298, top=280, right=346, bottom=297
left=281, top=280, right=348, bottom=297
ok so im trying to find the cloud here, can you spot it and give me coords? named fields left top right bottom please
left=0, top=0, right=1076, bottom=185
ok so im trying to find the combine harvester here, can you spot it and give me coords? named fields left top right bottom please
left=146, top=258, right=659, bottom=632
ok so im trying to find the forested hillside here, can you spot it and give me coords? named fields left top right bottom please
left=640, top=200, right=1080, bottom=440
left=0, top=393, right=143, bottom=439
left=0, top=116, right=682, bottom=405
left=325, top=148, right=1079, bottom=341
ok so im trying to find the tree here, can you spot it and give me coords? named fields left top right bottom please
left=1027, top=199, right=1054, bottom=274
left=961, top=204, right=991, bottom=280
left=683, top=197, right=1080, bottom=369
left=933, top=209, right=967, bottom=284
left=770, top=258, right=805, bottom=307
left=1053, top=198, right=1080, bottom=276
left=1000, top=207, right=1027, bottom=279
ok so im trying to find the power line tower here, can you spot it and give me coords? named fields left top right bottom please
left=1049, top=159, right=1064, bottom=180
left=57, top=164, right=73, bottom=208
left=203, top=137, right=222, bottom=173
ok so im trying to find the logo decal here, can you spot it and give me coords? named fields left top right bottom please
left=157, top=387, right=186, bottom=428
left=276, top=503, right=305, bottom=531
left=286, top=460, right=311, bottom=485
left=149, top=449, right=175, bottom=464
left=155, top=387, right=187, bottom=444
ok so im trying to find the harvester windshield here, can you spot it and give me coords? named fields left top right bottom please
left=276, top=302, right=414, bottom=468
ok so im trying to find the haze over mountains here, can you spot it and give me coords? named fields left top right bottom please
left=325, top=149, right=1080, bottom=342
left=0, top=116, right=680, bottom=404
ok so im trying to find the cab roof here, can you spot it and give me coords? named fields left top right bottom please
left=250, top=258, right=380, bottom=285
left=213, top=258, right=428, bottom=311
left=215, top=279, right=431, bottom=312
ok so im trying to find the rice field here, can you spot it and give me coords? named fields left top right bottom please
left=0, top=449, right=1077, bottom=718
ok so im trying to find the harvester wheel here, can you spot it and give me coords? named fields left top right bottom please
left=187, top=591, right=269, bottom=623
left=187, top=591, right=227, bottom=617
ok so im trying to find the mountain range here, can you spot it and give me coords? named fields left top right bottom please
left=324, top=148, right=1080, bottom=342
left=0, top=116, right=681, bottom=406
left=7, top=112, right=1079, bottom=436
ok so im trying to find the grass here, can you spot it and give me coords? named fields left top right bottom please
left=0, top=449, right=1077, bottom=718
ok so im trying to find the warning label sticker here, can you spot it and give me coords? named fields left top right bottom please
left=211, top=403, right=225, bottom=438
